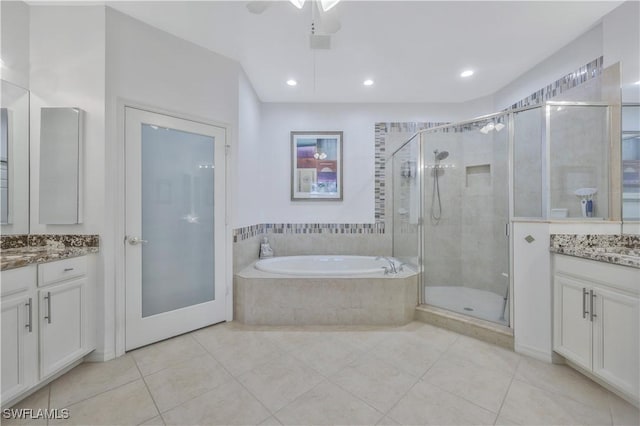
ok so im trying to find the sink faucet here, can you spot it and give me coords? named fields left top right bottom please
left=376, top=256, right=397, bottom=274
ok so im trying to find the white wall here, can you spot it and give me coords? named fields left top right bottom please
left=29, top=6, right=106, bottom=236
left=104, top=8, right=242, bottom=358
left=236, top=71, right=264, bottom=227
left=0, top=0, right=29, bottom=89
left=603, top=1, right=640, bottom=102
left=493, top=24, right=603, bottom=111
left=258, top=102, right=491, bottom=224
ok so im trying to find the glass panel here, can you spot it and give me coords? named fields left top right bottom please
left=421, top=116, right=510, bottom=326
left=622, top=105, right=640, bottom=221
left=391, top=138, right=420, bottom=269
left=513, top=107, right=544, bottom=218
left=549, top=105, right=609, bottom=219
left=141, top=124, right=215, bottom=317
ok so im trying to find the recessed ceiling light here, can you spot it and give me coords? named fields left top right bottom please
left=286, top=79, right=298, bottom=86
left=460, top=70, right=474, bottom=78
left=363, top=79, right=374, bottom=86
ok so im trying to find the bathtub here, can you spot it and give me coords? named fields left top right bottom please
left=234, top=255, right=418, bottom=326
left=255, top=255, right=396, bottom=276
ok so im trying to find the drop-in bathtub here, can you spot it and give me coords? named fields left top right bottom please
left=255, top=255, right=397, bottom=276
left=234, top=255, right=418, bottom=326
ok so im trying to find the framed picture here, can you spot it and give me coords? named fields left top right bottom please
left=291, top=131, right=343, bottom=201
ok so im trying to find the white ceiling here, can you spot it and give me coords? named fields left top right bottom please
left=107, top=1, right=622, bottom=103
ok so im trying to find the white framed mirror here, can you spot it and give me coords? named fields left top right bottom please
left=38, top=107, right=84, bottom=224
left=0, top=79, right=30, bottom=235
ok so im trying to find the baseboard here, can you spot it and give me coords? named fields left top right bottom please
left=84, top=349, right=116, bottom=363
left=514, top=342, right=553, bottom=362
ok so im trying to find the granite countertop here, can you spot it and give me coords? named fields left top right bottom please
left=1, top=235, right=99, bottom=271
left=550, top=234, right=640, bottom=269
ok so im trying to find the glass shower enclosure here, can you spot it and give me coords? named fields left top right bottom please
left=390, top=102, right=613, bottom=327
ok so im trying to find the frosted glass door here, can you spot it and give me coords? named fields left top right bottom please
left=125, top=107, right=226, bottom=350
left=141, top=124, right=215, bottom=317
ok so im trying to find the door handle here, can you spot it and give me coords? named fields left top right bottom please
left=25, top=298, right=33, bottom=333
left=127, top=236, right=148, bottom=245
left=582, top=288, right=589, bottom=319
left=590, top=290, right=597, bottom=322
left=44, top=292, right=52, bottom=324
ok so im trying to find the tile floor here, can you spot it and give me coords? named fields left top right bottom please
left=6, top=321, right=639, bottom=425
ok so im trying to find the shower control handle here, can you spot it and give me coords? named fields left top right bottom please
left=582, top=288, right=589, bottom=319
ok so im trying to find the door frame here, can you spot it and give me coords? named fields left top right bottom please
left=113, top=99, right=233, bottom=357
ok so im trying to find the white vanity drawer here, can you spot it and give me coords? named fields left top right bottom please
left=1, top=265, right=37, bottom=296
left=38, top=257, right=87, bottom=287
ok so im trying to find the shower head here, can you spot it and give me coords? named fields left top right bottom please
left=434, top=150, right=449, bottom=161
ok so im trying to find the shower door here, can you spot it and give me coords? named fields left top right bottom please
left=124, top=107, right=226, bottom=350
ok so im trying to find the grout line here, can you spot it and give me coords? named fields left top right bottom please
left=132, top=356, right=163, bottom=423
left=189, top=327, right=275, bottom=422
left=493, top=356, right=520, bottom=425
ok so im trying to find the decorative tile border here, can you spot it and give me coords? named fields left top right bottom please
left=1, top=234, right=100, bottom=250
left=374, top=122, right=447, bottom=223
left=510, top=56, right=603, bottom=110
left=233, top=223, right=385, bottom=243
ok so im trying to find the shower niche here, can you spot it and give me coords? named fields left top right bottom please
left=465, top=164, right=491, bottom=188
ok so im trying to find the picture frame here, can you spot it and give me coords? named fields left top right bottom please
left=291, top=131, right=343, bottom=201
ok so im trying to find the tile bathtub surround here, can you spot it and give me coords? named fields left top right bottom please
left=6, top=321, right=639, bottom=426
left=550, top=234, right=640, bottom=268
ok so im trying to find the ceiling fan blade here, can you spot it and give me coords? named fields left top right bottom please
left=246, top=1, right=273, bottom=14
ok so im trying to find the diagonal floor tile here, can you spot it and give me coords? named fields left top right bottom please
left=370, top=333, right=443, bottom=377
left=446, top=335, right=520, bottom=375
left=289, top=335, right=363, bottom=376
left=608, top=392, right=640, bottom=426
left=161, top=379, right=270, bottom=425
left=131, top=334, right=206, bottom=376
left=50, top=355, right=141, bottom=408
left=387, top=380, right=497, bottom=425
left=5, top=386, right=50, bottom=426
left=275, top=381, right=383, bottom=425
left=515, top=356, right=612, bottom=409
left=238, top=352, right=324, bottom=413
left=423, top=353, right=512, bottom=412
left=411, top=322, right=461, bottom=352
left=331, top=354, right=418, bottom=413
left=499, top=379, right=612, bottom=426
left=49, top=379, right=158, bottom=426
left=143, top=353, right=234, bottom=413
left=193, top=325, right=280, bottom=376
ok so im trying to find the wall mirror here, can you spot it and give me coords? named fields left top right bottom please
left=39, top=107, right=84, bottom=224
left=291, top=131, right=343, bottom=201
left=1, top=79, right=30, bottom=235
left=622, top=103, right=640, bottom=223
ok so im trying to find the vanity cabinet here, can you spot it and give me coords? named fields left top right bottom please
left=553, top=254, right=639, bottom=403
left=1, top=266, right=38, bottom=404
left=0, top=256, right=95, bottom=407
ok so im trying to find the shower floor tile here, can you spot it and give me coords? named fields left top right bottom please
left=425, top=285, right=508, bottom=325
left=7, top=321, right=636, bottom=426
